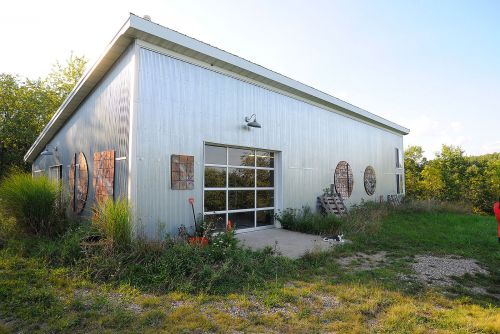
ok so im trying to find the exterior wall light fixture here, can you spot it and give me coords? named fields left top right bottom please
left=245, top=114, right=261, bottom=128
left=40, top=144, right=58, bottom=156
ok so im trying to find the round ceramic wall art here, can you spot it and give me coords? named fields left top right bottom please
left=364, top=166, right=376, bottom=196
left=76, top=152, right=89, bottom=214
left=69, top=154, right=76, bottom=211
left=334, top=161, right=353, bottom=199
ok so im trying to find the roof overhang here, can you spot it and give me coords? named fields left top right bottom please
left=25, top=13, right=410, bottom=163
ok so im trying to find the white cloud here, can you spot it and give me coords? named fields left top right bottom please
left=450, top=121, right=463, bottom=132
left=404, top=116, right=472, bottom=158
left=480, top=141, right=500, bottom=154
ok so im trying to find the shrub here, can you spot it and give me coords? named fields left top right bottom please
left=342, top=201, right=389, bottom=235
left=92, top=198, right=132, bottom=250
left=275, top=206, right=342, bottom=236
left=396, top=198, right=472, bottom=215
left=0, top=211, right=18, bottom=247
left=80, top=239, right=296, bottom=294
left=0, top=172, right=65, bottom=236
left=15, top=224, right=91, bottom=266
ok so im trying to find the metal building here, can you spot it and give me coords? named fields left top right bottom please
left=25, top=14, right=409, bottom=238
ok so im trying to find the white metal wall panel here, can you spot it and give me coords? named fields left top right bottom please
left=134, top=47, right=404, bottom=238
left=32, top=46, right=134, bottom=216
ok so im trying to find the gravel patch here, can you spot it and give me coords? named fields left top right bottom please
left=337, top=251, right=388, bottom=271
left=412, top=255, right=488, bottom=287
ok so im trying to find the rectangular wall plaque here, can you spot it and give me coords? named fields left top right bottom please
left=171, top=155, right=194, bottom=190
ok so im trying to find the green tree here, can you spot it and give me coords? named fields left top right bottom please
left=420, top=159, right=444, bottom=199
left=436, top=145, right=469, bottom=201
left=0, top=55, right=87, bottom=178
left=45, top=53, right=87, bottom=107
left=405, top=144, right=499, bottom=214
left=404, top=145, right=427, bottom=199
left=466, top=156, right=500, bottom=214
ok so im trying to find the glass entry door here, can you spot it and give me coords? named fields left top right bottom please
left=203, top=144, right=276, bottom=232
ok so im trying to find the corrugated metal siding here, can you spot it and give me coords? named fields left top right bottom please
left=134, top=47, right=404, bottom=238
left=32, top=46, right=134, bottom=216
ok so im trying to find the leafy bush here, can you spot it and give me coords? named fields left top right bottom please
left=0, top=211, right=18, bottom=247
left=405, top=145, right=499, bottom=214
left=13, top=224, right=92, bottom=266
left=92, top=198, right=132, bottom=250
left=275, top=206, right=342, bottom=236
left=0, top=172, right=65, bottom=236
left=342, top=201, right=389, bottom=235
left=79, top=229, right=296, bottom=294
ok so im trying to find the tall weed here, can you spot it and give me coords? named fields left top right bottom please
left=92, top=198, right=132, bottom=250
left=341, top=201, right=389, bottom=235
left=275, top=206, right=342, bottom=235
left=397, top=198, right=472, bottom=215
left=0, top=172, right=65, bottom=236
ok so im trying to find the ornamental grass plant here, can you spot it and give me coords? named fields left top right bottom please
left=0, top=171, right=65, bottom=237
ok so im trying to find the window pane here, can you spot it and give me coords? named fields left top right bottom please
left=204, top=214, right=226, bottom=232
left=228, top=148, right=254, bottom=167
left=229, top=211, right=255, bottom=230
left=205, top=145, right=226, bottom=165
left=256, top=151, right=274, bottom=168
left=204, top=190, right=226, bottom=212
left=228, top=190, right=254, bottom=210
left=228, top=168, right=255, bottom=187
left=257, top=210, right=274, bottom=227
left=257, top=169, right=274, bottom=187
left=205, top=167, right=226, bottom=188
left=257, top=190, right=274, bottom=208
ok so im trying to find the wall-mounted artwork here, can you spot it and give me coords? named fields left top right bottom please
left=334, top=161, right=353, bottom=199
left=76, top=152, right=89, bottom=213
left=93, top=150, right=115, bottom=204
left=364, top=166, right=376, bottom=196
left=69, top=154, right=76, bottom=211
left=171, top=155, right=194, bottom=190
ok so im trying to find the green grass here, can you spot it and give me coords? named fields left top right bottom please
left=276, top=206, right=343, bottom=235
left=0, top=172, right=65, bottom=236
left=92, top=198, right=132, bottom=250
left=319, top=212, right=500, bottom=302
left=0, top=210, right=499, bottom=332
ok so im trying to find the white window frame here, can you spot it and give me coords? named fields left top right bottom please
left=32, top=169, right=44, bottom=178
left=395, top=147, right=403, bottom=168
left=396, top=173, right=404, bottom=194
left=203, top=143, right=276, bottom=232
left=48, top=164, right=63, bottom=182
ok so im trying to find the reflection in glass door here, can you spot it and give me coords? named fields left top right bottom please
left=203, top=144, right=276, bottom=232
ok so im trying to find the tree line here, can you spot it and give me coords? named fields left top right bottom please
left=405, top=145, right=500, bottom=214
left=0, top=54, right=87, bottom=178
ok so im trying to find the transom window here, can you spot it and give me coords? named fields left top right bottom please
left=203, top=144, right=275, bottom=231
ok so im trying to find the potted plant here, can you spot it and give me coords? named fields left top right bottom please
left=178, top=220, right=213, bottom=246
left=188, top=219, right=215, bottom=245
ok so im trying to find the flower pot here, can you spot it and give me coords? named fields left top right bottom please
left=188, top=236, right=209, bottom=246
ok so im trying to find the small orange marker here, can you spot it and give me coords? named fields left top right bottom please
left=227, top=219, right=233, bottom=231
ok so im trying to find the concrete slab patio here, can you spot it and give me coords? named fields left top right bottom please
left=236, top=228, right=337, bottom=259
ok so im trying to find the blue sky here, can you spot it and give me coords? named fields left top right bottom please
left=1, top=0, right=498, bottom=157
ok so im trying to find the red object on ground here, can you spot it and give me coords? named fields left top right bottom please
left=227, top=219, right=233, bottom=231
left=188, top=236, right=208, bottom=246
left=494, top=202, right=500, bottom=243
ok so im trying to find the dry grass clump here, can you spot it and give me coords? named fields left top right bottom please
left=397, top=198, right=472, bottom=214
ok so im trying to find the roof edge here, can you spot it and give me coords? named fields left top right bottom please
left=25, top=14, right=409, bottom=163
left=24, top=16, right=135, bottom=162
